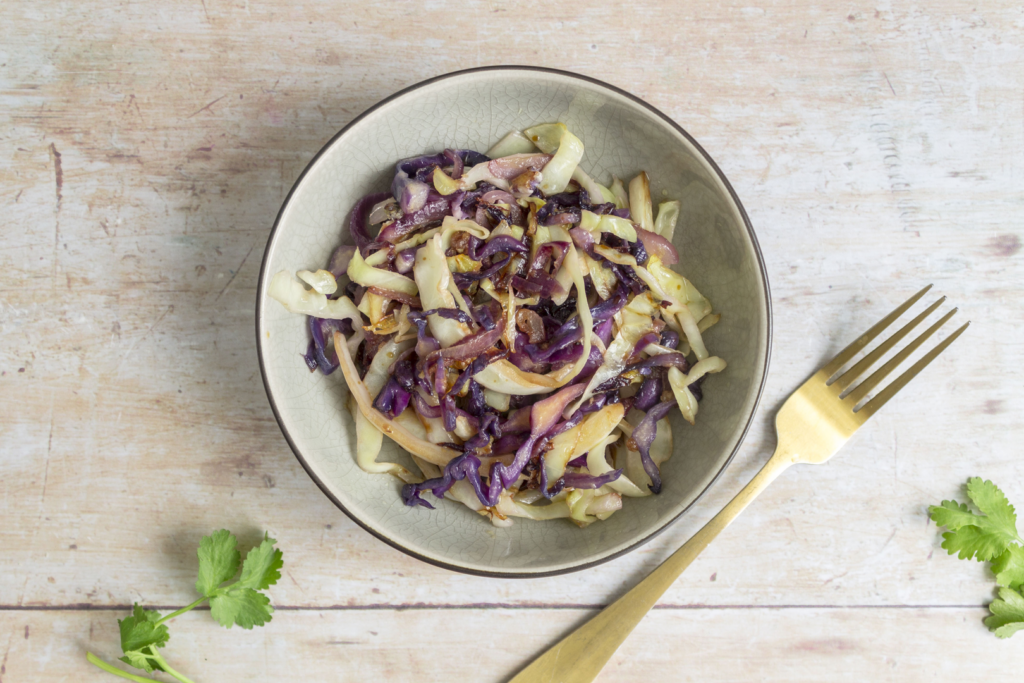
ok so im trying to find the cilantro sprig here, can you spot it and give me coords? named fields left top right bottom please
left=87, top=530, right=283, bottom=682
left=929, top=478, right=1024, bottom=638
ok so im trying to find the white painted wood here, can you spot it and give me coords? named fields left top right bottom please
left=2, top=1, right=1023, bottom=680
left=1, top=608, right=1019, bottom=682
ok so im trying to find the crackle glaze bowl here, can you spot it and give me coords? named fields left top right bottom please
left=256, top=66, right=771, bottom=576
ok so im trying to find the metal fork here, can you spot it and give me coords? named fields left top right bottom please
left=509, top=285, right=968, bottom=683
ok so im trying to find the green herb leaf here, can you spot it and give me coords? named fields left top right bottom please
left=236, top=534, right=283, bottom=591
left=984, top=587, right=1024, bottom=639
left=91, top=530, right=283, bottom=682
left=119, top=604, right=168, bottom=653
left=992, top=545, right=1024, bottom=591
left=196, top=529, right=241, bottom=596
left=967, top=478, right=1021, bottom=541
left=209, top=587, right=274, bottom=630
left=928, top=478, right=1023, bottom=562
left=119, top=649, right=163, bottom=674
left=117, top=605, right=168, bottom=673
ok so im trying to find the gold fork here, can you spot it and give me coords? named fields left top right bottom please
left=509, top=285, right=968, bottom=683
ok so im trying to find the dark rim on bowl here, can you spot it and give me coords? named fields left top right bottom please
left=256, top=65, right=773, bottom=578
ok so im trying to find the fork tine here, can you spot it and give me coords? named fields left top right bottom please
left=854, top=321, right=969, bottom=420
left=832, top=296, right=946, bottom=392
left=845, top=309, right=958, bottom=405
left=822, top=284, right=933, bottom=378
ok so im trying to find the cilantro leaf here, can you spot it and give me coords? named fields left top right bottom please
left=196, top=529, right=241, bottom=596
left=90, top=529, right=284, bottom=683
left=117, top=605, right=168, bottom=673
left=119, top=604, right=168, bottom=653
left=984, top=587, right=1024, bottom=639
left=967, top=478, right=1021, bottom=542
left=992, top=545, right=1024, bottom=591
left=119, top=648, right=163, bottom=674
left=928, top=479, right=1024, bottom=562
left=209, top=587, right=274, bottom=629
left=236, top=534, right=283, bottom=591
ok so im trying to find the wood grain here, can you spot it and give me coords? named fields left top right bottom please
left=2, top=0, right=1023, bottom=680
left=0, top=608, right=1015, bottom=682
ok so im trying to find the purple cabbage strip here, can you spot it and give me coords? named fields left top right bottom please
left=594, top=318, right=614, bottom=346
left=308, top=316, right=351, bottom=375
left=411, top=391, right=442, bottom=419
left=392, top=359, right=415, bottom=390
left=377, top=192, right=451, bottom=244
left=538, top=463, right=565, bottom=499
left=471, top=303, right=496, bottom=331
left=569, top=228, right=595, bottom=254
left=393, top=176, right=431, bottom=214
left=452, top=254, right=510, bottom=288
left=407, top=310, right=441, bottom=358
left=443, top=149, right=464, bottom=179
left=629, top=331, right=662, bottom=360
left=633, top=375, right=663, bottom=411
left=589, top=202, right=617, bottom=215
left=349, top=192, right=393, bottom=256
left=469, top=234, right=529, bottom=261
left=689, top=375, right=707, bottom=402
left=433, top=308, right=475, bottom=325
left=447, top=354, right=492, bottom=398
left=466, top=380, right=487, bottom=416
left=499, top=407, right=531, bottom=434
left=523, top=318, right=581, bottom=362
left=401, top=452, right=486, bottom=510
left=535, top=189, right=588, bottom=226
left=512, top=273, right=565, bottom=299
left=372, top=376, right=411, bottom=419
left=606, top=262, right=648, bottom=296
left=562, top=469, right=623, bottom=490
left=492, top=432, right=528, bottom=455
left=632, top=401, right=676, bottom=494
left=566, top=454, right=588, bottom=468
left=302, top=340, right=318, bottom=372
left=629, top=235, right=649, bottom=265
left=590, top=285, right=627, bottom=321
left=546, top=342, right=584, bottom=366
left=628, top=352, right=690, bottom=374
left=660, top=329, right=680, bottom=349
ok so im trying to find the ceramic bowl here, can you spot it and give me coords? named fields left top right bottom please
left=256, top=66, right=771, bottom=576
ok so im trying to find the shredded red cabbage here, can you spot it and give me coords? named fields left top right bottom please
left=272, top=126, right=726, bottom=525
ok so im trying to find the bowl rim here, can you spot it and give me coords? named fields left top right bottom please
left=256, top=65, right=773, bottom=578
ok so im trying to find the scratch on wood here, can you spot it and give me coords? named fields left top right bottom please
left=41, top=393, right=54, bottom=504
left=189, top=94, right=227, bottom=118
left=200, top=0, right=210, bottom=22
left=117, top=305, right=174, bottom=373
left=215, top=243, right=255, bottom=300
left=883, top=71, right=896, bottom=97
left=49, top=143, right=63, bottom=291
left=48, top=143, right=62, bottom=210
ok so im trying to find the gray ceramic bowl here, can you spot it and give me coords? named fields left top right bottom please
left=257, top=66, right=771, bottom=576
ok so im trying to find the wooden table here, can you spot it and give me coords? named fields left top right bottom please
left=3, top=2, right=1022, bottom=680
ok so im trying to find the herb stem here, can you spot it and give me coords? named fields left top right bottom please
left=86, top=652, right=158, bottom=683
left=149, top=650, right=198, bottom=683
left=156, top=597, right=207, bottom=625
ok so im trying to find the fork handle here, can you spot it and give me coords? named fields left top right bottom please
left=508, top=448, right=795, bottom=683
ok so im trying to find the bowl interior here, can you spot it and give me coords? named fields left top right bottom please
left=257, top=67, right=770, bottom=576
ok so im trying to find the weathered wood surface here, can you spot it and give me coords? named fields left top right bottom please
left=2, top=1, right=1023, bottom=680
left=0, top=608, right=1013, bottom=682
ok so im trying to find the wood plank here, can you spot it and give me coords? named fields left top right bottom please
left=1, top=607, right=1019, bottom=682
